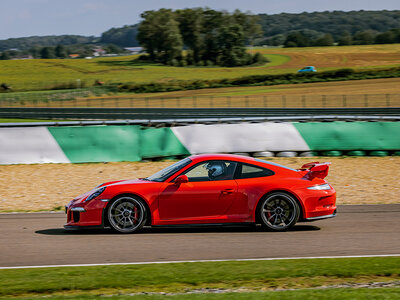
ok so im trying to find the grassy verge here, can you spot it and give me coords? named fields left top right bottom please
left=2, top=288, right=400, bottom=300
left=0, top=257, right=399, bottom=298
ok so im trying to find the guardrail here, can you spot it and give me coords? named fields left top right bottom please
left=1, top=107, right=400, bottom=120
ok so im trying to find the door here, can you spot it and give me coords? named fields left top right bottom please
left=158, top=160, right=238, bottom=221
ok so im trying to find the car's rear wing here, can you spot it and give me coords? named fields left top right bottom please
left=298, top=162, right=331, bottom=179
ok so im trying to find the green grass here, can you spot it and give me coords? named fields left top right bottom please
left=263, top=54, right=291, bottom=67
left=0, top=55, right=282, bottom=92
left=0, top=257, right=399, bottom=298
left=1, top=44, right=400, bottom=92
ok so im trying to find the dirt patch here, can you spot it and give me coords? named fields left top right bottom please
left=0, top=157, right=399, bottom=212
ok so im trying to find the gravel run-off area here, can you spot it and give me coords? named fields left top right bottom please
left=0, top=157, right=399, bottom=212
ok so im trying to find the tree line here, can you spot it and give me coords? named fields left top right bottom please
left=137, top=8, right=265, bottom=67
left=280, top=28, right=400, bottom=47
left=0, top=35, right=98, bottom=52
left=1, top=9, right=400, bottom=57
left=256, top=10, right=400, bottom=45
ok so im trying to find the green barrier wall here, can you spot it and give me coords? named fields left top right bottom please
left=140, top=127, right=190, bottom=158
left=49, top=126, right=142, bottom=163
left=49, top=126, right=190, bottom=163
left=294, top=122, right=400, bottom=151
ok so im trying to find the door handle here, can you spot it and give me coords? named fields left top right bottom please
left=221, top=188, right=234, bottom=194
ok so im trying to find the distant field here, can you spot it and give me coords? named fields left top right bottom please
left=1, top=44, right=400, bottom=92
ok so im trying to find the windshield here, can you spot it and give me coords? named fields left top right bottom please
left=255, top=158, right=297, bottom=172
left=146, top=158, right=192, bottom=182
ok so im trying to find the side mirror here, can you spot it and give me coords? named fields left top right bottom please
left=174, top=175, right=189, bottom=185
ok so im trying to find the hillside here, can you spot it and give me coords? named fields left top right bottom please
left=257, top=10, right=400, bottom=42
left=0, top=35, right=98, bottom=51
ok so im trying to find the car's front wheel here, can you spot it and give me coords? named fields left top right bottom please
left=259, top=192, right=300, bottom=231
left=107, top=196, right=147, bottom=233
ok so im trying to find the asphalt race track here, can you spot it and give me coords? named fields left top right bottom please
left=0, top=204, right=399, bottom=268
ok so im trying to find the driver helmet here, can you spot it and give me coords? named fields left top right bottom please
left=205, top=161, right=226, bottom=179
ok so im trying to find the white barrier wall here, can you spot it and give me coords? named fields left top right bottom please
left=0, top=127, right=69, bottom=164
left=172, top=123, right=310, bottom=154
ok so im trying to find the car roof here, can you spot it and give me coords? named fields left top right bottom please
left=189, top=153, right=256, bottom=163
left=188, top=154, right=297, bottom=172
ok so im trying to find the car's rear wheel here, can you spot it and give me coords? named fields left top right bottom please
left=259, top=192, right=300, bottom=231
left=107, top=196, right=147, bottom=233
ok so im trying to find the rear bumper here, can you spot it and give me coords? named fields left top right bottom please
left=295, top=186, right=337, bottom=220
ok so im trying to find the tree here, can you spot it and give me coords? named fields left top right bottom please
left=375, top=30, right=397, bottom=44
left=176, top=8, right=204, bottom=63
left=100, top=25, right=139, bottom=47
left=137, top=8, right=263, bottom=67
left=201, top=8, right=225, bottom=63
left=40, top=46, right=55, bottom=59
left=337, top=31, right=353, bottom=46
left=284, top=31, right=309, bottom=47
left=231, top=10, right=263, bottom=46
left=28, top=47, right=41, bottom=58
left=104, top=44, right=125, bottom=54
left=0, top=51, right=10, bottom=60
left=137, top=9, right=182, bottom=62
left=217, top=24, right=247, bottom=66
left=353, top=30, right=376, bottom=45
left=55, top=45, right=67, bottom=58
left=162, top=17, right=183, bottom=64
left=313, top=33, right=334, bottom=46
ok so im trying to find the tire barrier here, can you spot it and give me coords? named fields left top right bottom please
left=1, top=107, right=400, bottom=120
left=0, top=121, right=399, bottom=164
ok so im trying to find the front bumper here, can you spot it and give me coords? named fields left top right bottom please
left=65, top=200, right=108, bottom=228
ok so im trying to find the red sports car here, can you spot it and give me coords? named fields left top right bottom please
left=65, top=154, right=336, bottom=233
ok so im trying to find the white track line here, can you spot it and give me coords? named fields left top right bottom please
left=1, top=254, right=400, bottom=270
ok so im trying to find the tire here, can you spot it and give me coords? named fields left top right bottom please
left=258, top=192, right=300, bottom=231
left=107, top=196, right=147, bottom=233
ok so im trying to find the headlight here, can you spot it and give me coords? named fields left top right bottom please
left=85, top=187, right=106, bottom=202
left=307, top=183, right=331, bottom=190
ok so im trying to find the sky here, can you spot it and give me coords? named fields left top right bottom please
left=1, top=0, right=400, bottom=40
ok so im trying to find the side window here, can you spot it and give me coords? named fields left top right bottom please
left=236, top=163, right=274, bottom=179
left=184, top=161, right=237, bottom=182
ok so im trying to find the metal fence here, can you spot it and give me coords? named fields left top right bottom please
left=0, top=93, right=399, bottom=108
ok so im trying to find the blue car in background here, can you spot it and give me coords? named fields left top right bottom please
left=298, top=66, right=317, bottom=73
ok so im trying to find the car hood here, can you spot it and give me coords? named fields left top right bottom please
left=71, top=179, right=154, bottom=204
left=103, top=178, right=155, bottom=187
